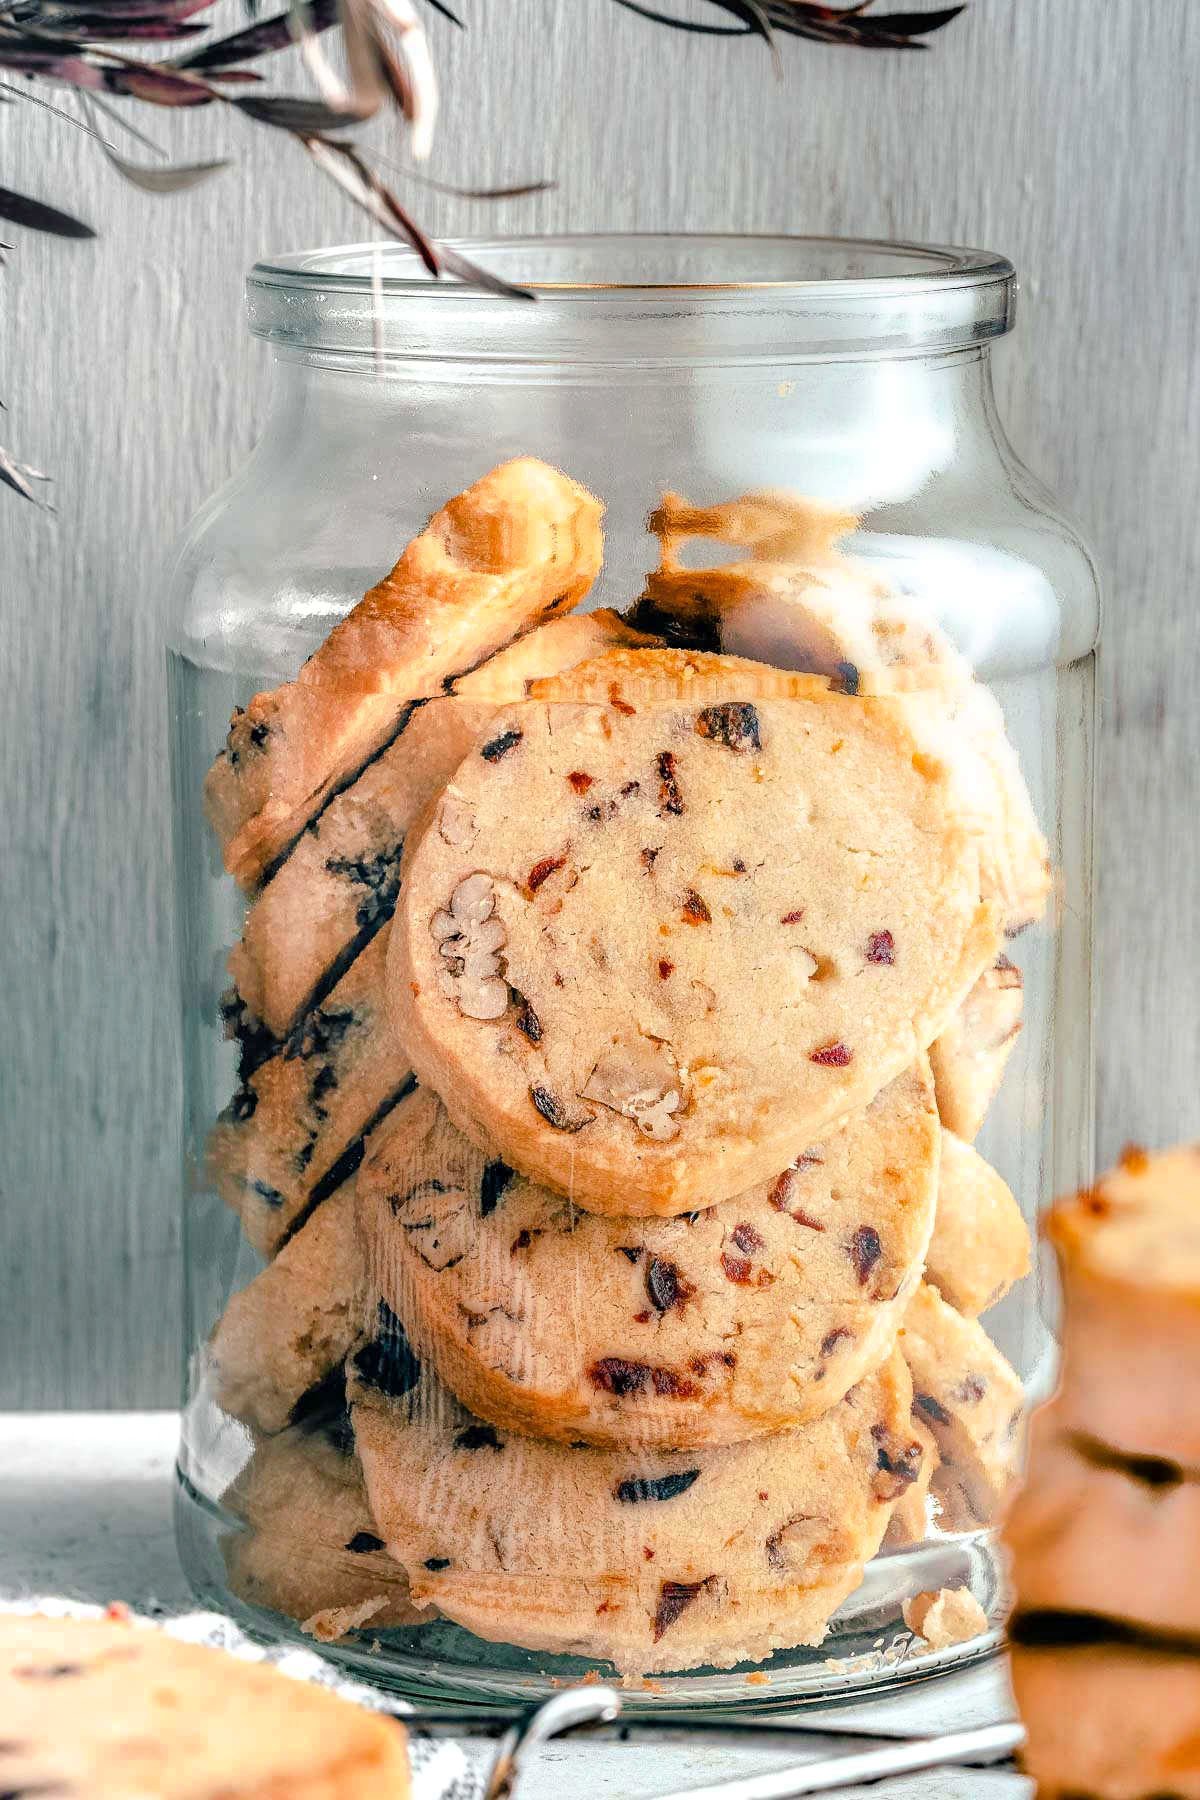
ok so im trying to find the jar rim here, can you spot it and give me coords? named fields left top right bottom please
left=247, top=232, right=1016, bottom=364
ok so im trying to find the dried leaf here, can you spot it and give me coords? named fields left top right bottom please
left=610, top=1, right=750, bottom=35
left=613, top=0, right=964, bottom=46
left=0, top=183, right=96, bottom=236
left=378, top=0, right=436, bottom=156
left=81, top=85, right=169, bottom=149
left=104, top=148, right=226, bottom=188
left=53, top=16, right=208, bottom=37
left=236, top=90, right=371, bottom=127
left=299, top=131, right=439, bottom=267
left=35, top=0, right=213, bottom=20
left=0, top=444, right=52, bottom=504
left=373, top=152, right=551, bottom=200
left=79, top=93, right=226, bottom=185
left=433, top=239, right=537, bottom=301
left=175, top=0, right=337, bottom=69
left=0, top=46, right=109, bottom=86
left=103, top=60, right=215, bottom=100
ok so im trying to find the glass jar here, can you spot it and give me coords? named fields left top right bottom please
left=168, top=235, right=1099, bottom=1709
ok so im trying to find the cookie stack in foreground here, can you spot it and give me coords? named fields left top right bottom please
left=203, top=465, right=1044, bottom=1677
left=1005, top=1145, right=1200, bottom=1797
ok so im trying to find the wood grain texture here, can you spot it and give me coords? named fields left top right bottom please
left=0, top=0, right=1196, bottom=1406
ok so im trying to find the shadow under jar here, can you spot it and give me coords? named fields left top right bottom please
left=168, top=235, right=1099, bottom=1709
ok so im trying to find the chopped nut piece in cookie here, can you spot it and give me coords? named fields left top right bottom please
left=582, top=1041, right=685, bottom=1142
left=432, top=873, right=509, bottom=1020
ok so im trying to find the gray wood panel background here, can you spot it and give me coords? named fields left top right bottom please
left=1, top=0, right=1197, bottom=1407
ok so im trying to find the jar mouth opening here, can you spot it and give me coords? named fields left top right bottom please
left=247, top=233, right=1015, bottom=363
left=252, top=233, right=1012, bottom=299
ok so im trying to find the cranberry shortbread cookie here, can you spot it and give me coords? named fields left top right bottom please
left=925, top=1132, right=1030, bottom=1318
left=631, top=493, right=1051, bottom=934
left=928, top=952, right=1024, bottom=1141
left=355, top=1068, right=938, bottom=1447
left=348, top=1322, right=923, bottom=1675
left=0, top=1613, right=411, bottom=1799
left=222, top=1417, right=426, bottom=1640
left=1047, top=1143, right=1200, bottom=1463
left=205, top=458, right=604, bottom=890
left=390, top=650, right=999, bottom=1213
left=209, top=931, right=414, bottom=1256
left=1011, top=1633, right=1200, bottom=1800
left=208, top=1181, right=361, bottom=1433
left=899, top=1282, right=1025, bottom=1531
left=1005, top=1399, right=1200, bottom=1643
left=230, top=611, right=660, bottom=1041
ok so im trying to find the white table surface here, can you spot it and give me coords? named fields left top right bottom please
left=0, top=1413, right=1029, bottom=1799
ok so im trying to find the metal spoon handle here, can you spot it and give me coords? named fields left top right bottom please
left=649, top=1719, right=1026, bottom=1799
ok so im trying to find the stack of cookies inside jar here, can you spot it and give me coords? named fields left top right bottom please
left=202, top=457, right=1042, bottom=1678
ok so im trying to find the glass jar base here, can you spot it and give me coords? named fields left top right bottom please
left=175, top=1467, right=1005, bottom=1712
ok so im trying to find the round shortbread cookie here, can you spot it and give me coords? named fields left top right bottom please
left=928, top=951, right=1024, bottom=1142
left=924, top=1132, right=1030, bottom=1319
left=1047, top=1143, right=1200, bottom=1464
left=389, top=650, right=999, bottom=1213
left=1011, top=1635, right=1200, bottom=1800
left=1005, top=1399, right=1200, bottom=1644
left=348, top=1326, right=922, bottom=1676
left=0, top=1612, right=410, bottom=1799
left=355, top=1066, right=938, bottom=1447
left=630, top=493, right=1051, bottom=934
left=898, top=1282, right=1025, bottom=1532
left=222, top=1417, right=427, bottom=1641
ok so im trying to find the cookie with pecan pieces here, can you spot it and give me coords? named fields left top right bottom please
left=354, top=1067, right=937, bottom=1447
left=898, top=1282, right=1025, bottom=1531
left=204, top=457, right=604, bottom=891
left=229, top=611, right=659, bottom=1042
left=222, top=1412, right=428, bottom=1640
left=389, top=649, right=999, bottom=1212
left=348, top=1325, right=922, bottom=1676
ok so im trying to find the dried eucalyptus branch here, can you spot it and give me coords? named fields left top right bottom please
left=611, top=1, right=965, bottom=49
left=0, top=0, right=966, bottom=501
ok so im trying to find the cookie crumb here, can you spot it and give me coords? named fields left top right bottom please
left=301, top=1595, right=388, bottom=1642
left=902, top=1587, right=988, bottom=1649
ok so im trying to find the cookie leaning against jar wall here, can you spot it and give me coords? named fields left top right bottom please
left=199, top=461, right=1043, bottom=1678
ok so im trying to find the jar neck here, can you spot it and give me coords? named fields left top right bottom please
left=252, top=344, right=1016, bottom=515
